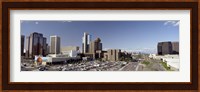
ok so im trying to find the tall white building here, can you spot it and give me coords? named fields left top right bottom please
left=82, top=32, right=91, bottom=53
left=50, top=35, right=61, bottom=54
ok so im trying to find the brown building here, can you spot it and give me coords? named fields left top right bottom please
left=157, top=41, right=179, bottom=55
left=89, top=38, right=103, bottom=59
left=90, top=38, right=102, bottom=53
left=172, top=42, right=179, bottom=54
left=104, top=49, right=121, bottom=61
left=61, top=46, right=79, bottom=52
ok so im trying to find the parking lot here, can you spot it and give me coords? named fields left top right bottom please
left=21, top=60, right=139, bottom=71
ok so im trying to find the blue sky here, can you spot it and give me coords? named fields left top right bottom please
left=21, top=21, right=179, bottom=54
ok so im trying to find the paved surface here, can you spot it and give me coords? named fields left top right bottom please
left=21, top=58, right=172, bottom=71
left=21, top=60, right=139, bottom=71
left=120, top=62, right=139, bottom=71
left=136, top=59, right=166, bottom=71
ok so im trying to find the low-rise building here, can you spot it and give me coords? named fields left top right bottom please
left=60, top=46, right=80, bottom=57
left=34, top=55, right=81, bottom=65
left=61, top=46, right=79, bottom=52
left=103, top=49, right=121, bottom=61
left=150, top=54, right=179, bottom=70
left=157, top=41, right=179, bottom=55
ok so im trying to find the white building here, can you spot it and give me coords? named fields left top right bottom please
left=82, top=32, right=91, bottom=53
left=50, top=35, right=60, bottom=54
left=150, top=54, right=180, bottom=70
left=35, top=55, right=81, bottom=65
left=60, top=50, right=79, bottom=57
left=69, top=50, right=78, bottom=57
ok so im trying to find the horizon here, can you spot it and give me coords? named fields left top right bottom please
left=21, top=21, right=179, bottom=54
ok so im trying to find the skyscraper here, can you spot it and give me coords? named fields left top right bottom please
left=50, top=35, right=61, bottom=54
left=25, top=32, right=47, bottom=58
left=89, top=38, right=102, bottom=53
left=21, top=35, right=25, bottom=56
left=82, top=32, right=91, bottom=53
left=89, top=38, right=103, bottom=59
left=25, top=36, right=30, bottom=58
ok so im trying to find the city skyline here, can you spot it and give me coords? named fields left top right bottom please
left=21, top=21, right=179, bottom=54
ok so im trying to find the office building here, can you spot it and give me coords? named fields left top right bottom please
left=25, top=36, right=30, bottom=58
left=43, top=37, right=47, bottom=56
left=89, top=38, right=103, bottom=59
left=157, top=41, right=179, bottom=55
left=82, top=32, right=91, bottom=53
left=47, top=45, right=50, bottom=54
left=69, top=50, right=79, bottom=57
left=172, top=42, right=179, bottom=54
left=50, top=35, right=61, bottom=54
left=89, top=38, right=102, bottom=53
left=61, top=46, right=79, bottom=53
left=61, top=46, right=79, bottom=57
left=21, top=35, right=25, bottom=56
left=104, top=49, right=121, bottom=61
left=45, top=43, right=48, bottom=55
left=25, top=32, right=48, bottom=58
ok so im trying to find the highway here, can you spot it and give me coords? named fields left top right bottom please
left=120, top=62, right=139, bottom=71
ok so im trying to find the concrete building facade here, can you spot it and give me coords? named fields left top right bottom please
left=82, top=32, right=91, bottom=53
left=89, top=38, right=102, bottom=53
left=172, top=42, right=179, bottom=54
left=157, top=41, right=179, bottom=55
left=104, top=49, right=121, bottom=61
left=61, top=46, right=80, bottom=57
left=25, top=36, right=30, bottom=58
left=50, top=35, right=60, bottom=54
left=61, top=46, right=79, bottom=53
left=89, top=38, right=103, bottom=59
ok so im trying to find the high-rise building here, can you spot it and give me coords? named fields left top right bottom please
left=25, top=36, right=30, bottom=58
left=50, top=35, right=61, bottom=54
left=47, top=45, right=50, bottom=55
left=82, top=32, right=91, bottom=53
left=89, top=38, right=102, bottom=53
left=45, top=43, right=48, bottom=55
left=25, top=32, right=47, bottom=58
left=43, top=38, right=47, bottom=55
left=21, top=35, right=25, bottom=56
left=89, top=38, right=103, bottom=59
left=172, top=42, right=179, bottom=54
left=157, top=41, right=179, bottom=55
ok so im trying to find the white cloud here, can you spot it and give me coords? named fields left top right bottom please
left=173, top=21, right=180, bottom=26
left=163, top=21, right=179, bottom=27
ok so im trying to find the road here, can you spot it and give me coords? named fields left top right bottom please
left=120, top=62, right=139, bottom=71
left=136, top=59, right=166, bottom=71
